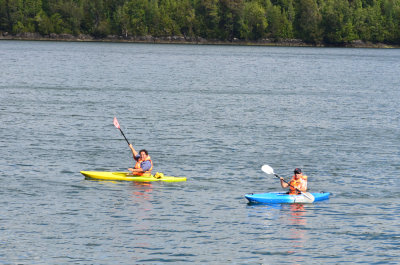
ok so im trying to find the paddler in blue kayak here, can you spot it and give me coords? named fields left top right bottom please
left=280, top=168, right=308, bottom=195
left=127, top=144, right=153, bottom=176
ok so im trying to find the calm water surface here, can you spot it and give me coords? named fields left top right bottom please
left=1, top=41, right=400, bottom=264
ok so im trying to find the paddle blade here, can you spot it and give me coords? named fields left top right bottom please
left=261, top=165, right=274, bottom=175
left=294, top=192, right=315, bottom=203
left=113, top=117, right=120, bottom=129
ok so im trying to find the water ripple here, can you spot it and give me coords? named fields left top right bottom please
left=1, top=41, right=400, bottom=264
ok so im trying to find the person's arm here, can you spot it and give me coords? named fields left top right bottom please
left=280, top=177, right=289, bottom=188
left=128, top=167, right=144, bottom=174
left=127, top=144, right=141, bottom=174
left=129, top=144, right=138, bottom=160
left=128, top=161, right=150, bottom=174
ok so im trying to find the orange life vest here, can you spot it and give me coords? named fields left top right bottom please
left=134, top=155, right=153, bottom=176
left=289, top=175, right=308, bottom=195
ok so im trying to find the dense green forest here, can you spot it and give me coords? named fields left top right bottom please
left=1, top=0, right=399, bottom=45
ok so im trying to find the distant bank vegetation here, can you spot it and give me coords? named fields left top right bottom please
left=1, top=0, right=399, bottom=46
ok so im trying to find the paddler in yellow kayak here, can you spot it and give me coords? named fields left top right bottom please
left=280, top=168, right=308, bottom=195
left=128, top=144, right=153, bottom=176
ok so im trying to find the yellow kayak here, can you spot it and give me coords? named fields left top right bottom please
left=80, top=171, right=187, bottom=182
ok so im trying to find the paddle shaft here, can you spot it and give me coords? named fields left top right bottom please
left=118, top=128, right=130, bottom=146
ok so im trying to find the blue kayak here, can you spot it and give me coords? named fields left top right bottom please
left=245, top=192, right=330, bottom=204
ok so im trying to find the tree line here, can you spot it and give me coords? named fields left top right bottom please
left=1, top=0, right=399, bottom=45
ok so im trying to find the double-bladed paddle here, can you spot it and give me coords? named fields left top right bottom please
left=113, top=117, right=130, bottom=146
left=261, top=165, right=314, bottom=202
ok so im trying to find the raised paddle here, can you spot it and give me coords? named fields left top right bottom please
left=261, top=165, right=315, bottom=202
left=113, top=117, right=130, bottom=146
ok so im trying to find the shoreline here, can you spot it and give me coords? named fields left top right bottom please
left=1, top=32, right=398, bottom=48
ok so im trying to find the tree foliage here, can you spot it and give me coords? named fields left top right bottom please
left=0, top=0, right=399, bottom=44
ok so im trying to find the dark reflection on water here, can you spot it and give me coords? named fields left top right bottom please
left=1, top=41, right=400, bottom=264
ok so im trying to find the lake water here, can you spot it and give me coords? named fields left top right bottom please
left=1, top=40, right=399, bottom=264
